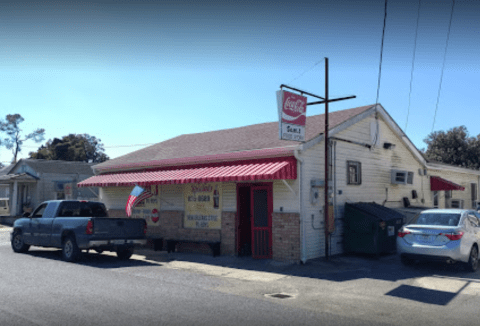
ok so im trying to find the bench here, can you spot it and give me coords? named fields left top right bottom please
left=166, top=239, right=221, bottom=257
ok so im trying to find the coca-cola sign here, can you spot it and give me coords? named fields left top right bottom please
left=276, top=90, right=307, bottom=142
left=281, top=91, right=307, bottom=126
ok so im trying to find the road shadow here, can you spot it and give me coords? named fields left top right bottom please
left=24, top=247, right=161, bottom=268
left=136, top=248, right=480, bottom=284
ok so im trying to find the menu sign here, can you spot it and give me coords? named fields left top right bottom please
left=184, top=183, right=222, bottom=229
left=276, top=90, right=307, bottom=141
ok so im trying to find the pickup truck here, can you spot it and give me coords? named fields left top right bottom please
left=11, top=200, right=147, bottom=262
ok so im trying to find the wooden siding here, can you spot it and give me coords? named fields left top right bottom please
left=299, top=114, right=428, bottom=260
left=427, top=169, right=480, bottom=209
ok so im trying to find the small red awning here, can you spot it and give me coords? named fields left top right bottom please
left=430, top=176, right=465, bottom=191
left=78, top=158, right=297, bottom=188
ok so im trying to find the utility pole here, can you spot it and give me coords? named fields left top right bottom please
left=280, top=57, right=355, bottom=260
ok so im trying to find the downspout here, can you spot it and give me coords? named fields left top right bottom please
left=294, top=149, right=306, bottom=264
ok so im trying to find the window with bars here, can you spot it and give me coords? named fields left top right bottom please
left=347, top=161, right=361, bottom=185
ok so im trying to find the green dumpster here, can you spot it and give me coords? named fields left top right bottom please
left=344, top=202, right=405, bottom=255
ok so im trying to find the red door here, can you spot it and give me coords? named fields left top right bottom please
left=251, top=185, right=272, bottom=259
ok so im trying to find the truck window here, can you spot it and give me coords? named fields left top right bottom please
left=32, top=204, right=48, bottom=218
left=58, top=202, right=108, bottom=218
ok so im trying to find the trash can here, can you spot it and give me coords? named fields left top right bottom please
left=344, top=202, right=405, bottom=255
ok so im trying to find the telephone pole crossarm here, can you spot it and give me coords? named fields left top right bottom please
left=307, top=95, right=356, bottom=106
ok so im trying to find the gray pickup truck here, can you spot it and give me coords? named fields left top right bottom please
left=11, top=200, right=147, bottom=262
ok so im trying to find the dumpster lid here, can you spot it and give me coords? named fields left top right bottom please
left=345, top=202, right=406, bottom=221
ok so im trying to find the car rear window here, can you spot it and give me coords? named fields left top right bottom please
left=58, top=202, right=108, bottom=218
left=413, top=213, right=461, bottom=226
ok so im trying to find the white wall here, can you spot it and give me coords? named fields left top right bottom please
left=299, top=113, right=428, bottom=260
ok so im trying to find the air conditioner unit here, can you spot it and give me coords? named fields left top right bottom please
left=450, top=199, right=464, bottom=209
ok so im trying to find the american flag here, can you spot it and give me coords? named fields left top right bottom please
left=125, top=185, right=154, bottom=217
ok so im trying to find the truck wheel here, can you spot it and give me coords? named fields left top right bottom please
left=116, top=247, right=134, bottom=260
left=62, top=235, right=80, bottom=262
left=11, top=231, right=30, bottom=253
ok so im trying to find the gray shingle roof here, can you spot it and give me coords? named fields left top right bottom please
left=95, top=104, right=374, bottom=171
left=20, top=159, right=95, bottom=175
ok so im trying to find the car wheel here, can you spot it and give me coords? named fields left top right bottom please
left=62, top=235, right=80, bottom=262
left=11, top=231, right=30, bottom=253
left=466, top=246, right=479, bottom=272
left=116, top=247, right=134, bottom=260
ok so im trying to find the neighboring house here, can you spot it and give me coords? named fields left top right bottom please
left=0, top=159, right=98, bottom=216
left=78, top=103, right=480, bottom=262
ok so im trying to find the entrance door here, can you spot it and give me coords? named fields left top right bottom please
left=250, top=185, right=272, bottom=259
left=236, top=183, right=273, bottom=259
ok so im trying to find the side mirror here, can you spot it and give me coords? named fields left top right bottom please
left=22, top=212, right=30, bottom=218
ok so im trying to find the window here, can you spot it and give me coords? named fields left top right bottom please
left=32, top=203, right=47, bottom=218
left=433, top=191, right=439, bottom=208
left=391, top=170, right=407, bottom=184
left=347, top=161, right=361, bottom=185
left=445, top=190, right=452, bottom=208
left=471, top=183, right=477, bottom=209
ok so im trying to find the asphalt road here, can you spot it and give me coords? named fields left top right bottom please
left=1, top=227, right=479, bottom=326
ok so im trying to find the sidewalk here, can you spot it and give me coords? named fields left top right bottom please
left=134, top=247, right=401, bottom=282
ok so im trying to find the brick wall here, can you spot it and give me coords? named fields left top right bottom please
left=272, top=212, right=301, bottom=262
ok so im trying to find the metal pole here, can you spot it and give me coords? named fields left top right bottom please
left=324, top=58, right=329, bottom=260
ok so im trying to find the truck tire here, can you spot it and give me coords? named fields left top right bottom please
left=116, top=246, right=134, bottom=260
left=11, top=230, right=30, bottom=253
left=62, top=235, right=81, bottom=262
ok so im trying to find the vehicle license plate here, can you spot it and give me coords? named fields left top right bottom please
left=418, top=235, right=432, bottom=242
left=112, top=240, right=125, bottom=245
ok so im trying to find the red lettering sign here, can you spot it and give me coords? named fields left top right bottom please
left=281, top=91, right=307, bottom=126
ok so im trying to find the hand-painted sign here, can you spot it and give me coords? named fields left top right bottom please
left=184, top=183, right=222, bottom=229
left=276, top=90, right=307, bottom=141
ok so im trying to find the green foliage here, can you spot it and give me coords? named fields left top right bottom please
left=0, top=114, right=45, bottom=164
left=423, top=126, right=480, bottom=169
left=29, top=134, right=109, bottom=163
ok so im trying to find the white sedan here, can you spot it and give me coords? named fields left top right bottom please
left=397, top=209, right=480, bottom=272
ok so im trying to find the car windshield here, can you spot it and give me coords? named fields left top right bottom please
left=413, top=213, right=461, bottom=226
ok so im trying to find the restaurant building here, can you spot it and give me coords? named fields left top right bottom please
left=78, top=103, right=480, bottom=262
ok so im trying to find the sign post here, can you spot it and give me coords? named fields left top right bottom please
left=278, top=58, right=356, bottom=260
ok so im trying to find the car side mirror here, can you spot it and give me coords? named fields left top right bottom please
left=22, top=212, right=31, bottom=218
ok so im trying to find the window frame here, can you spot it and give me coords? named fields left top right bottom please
left=346, top=161, right=362, bottom=185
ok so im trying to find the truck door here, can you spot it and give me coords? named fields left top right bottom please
left=25, top=203, right=48, bottom=245
left=36, top=202, right=57, bottom=246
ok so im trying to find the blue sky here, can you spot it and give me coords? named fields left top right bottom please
left=1, top=0, right=478, bottom=165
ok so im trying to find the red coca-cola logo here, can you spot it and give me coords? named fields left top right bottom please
left=282, top=91, right=306, bottom=126
left=151, top=208, right=159, bottom=223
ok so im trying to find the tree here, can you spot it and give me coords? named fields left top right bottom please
left=29, top=133, right=109, bottom=163
left=0, top=114, right=45, bottom=164
left=423, top=126, right=480, bottom=169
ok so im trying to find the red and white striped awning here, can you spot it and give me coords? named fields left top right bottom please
left=78, top=158, right=297, bottom=188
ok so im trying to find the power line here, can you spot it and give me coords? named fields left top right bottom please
left=287, top=59, right=325, bottom=85
left=405, top=0, right=422, bottom=132
left=375, top=0, right=388, bottom=106
left=432, top=0, right=455, bottom=133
